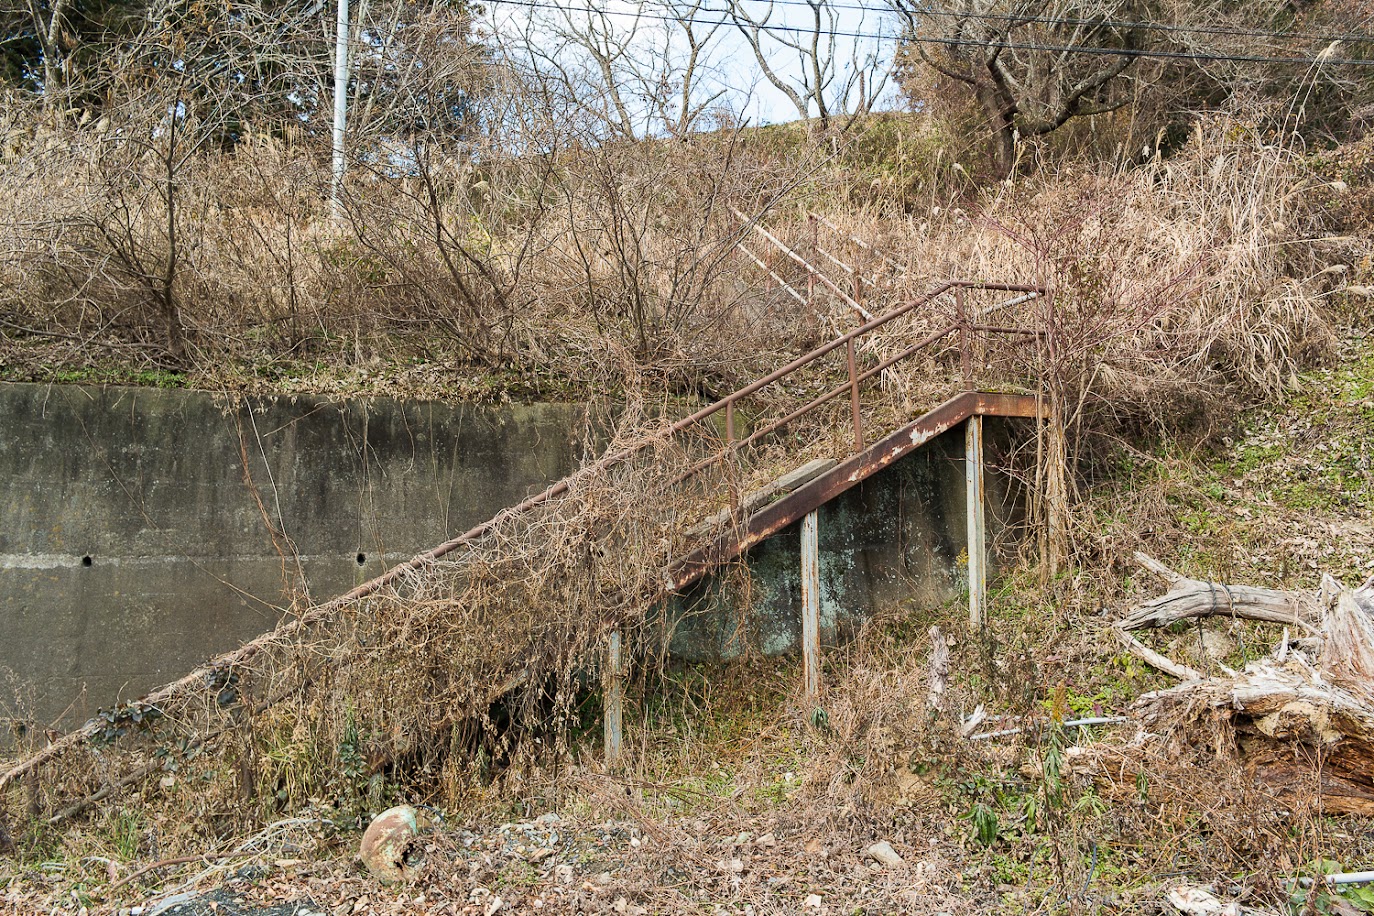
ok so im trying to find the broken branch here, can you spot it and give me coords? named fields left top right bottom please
left=1120, top=553, right=1318, bottom=633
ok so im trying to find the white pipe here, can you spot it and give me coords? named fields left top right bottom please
left=1329, top=873, right=1374, bottom=886
left=1299, top=872, right=1374, bottom=888
left=967, top=715, right=1128, bottom=741
left=975, top=291, right=1039, bottom=319
left=736, top=242, right=807, bottom=306
left=330, top=0, right=350, bottom=223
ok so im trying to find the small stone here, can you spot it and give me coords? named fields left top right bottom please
left=755, top=832, right=776, bottom=847
left=535, top=813, right=561, bottom=825
left=866, top=841, right=905, bottom=869
left=805, top=894, right=823, bottom=908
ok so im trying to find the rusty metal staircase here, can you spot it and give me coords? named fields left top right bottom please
left=0, top=279, right=1047, bottom=785
left=668, top=389, right=1040, bottom=593
left=303, top=279, right=1046, bottom=607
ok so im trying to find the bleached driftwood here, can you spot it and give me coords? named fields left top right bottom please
left=1114, top=627, right=1204, bottom=681
left=1119, top=552, right=1319, bottom=632
left=1136, top=583, right=1374, bottom=815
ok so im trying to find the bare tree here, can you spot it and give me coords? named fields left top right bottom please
left=504, top=0, right=729, bottom=140
left=656, top=0, right=729, bottom=138
left=24, top=0, right=70, bottom=106
left=890, top=0, right=1147, bottom=178
left=725, top=0, right=890, bottom=127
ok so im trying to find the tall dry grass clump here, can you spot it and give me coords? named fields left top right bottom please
left=782, top=113, right=1360, bottom=565
left=830, top=115, right=1349, bottom=427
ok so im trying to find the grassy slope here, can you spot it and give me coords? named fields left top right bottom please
left=583, top=325, right=1374, bottom=913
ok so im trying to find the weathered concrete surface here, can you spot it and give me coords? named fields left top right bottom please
left=0, top=383, right=590, bottom=727
left=669, top=418, right=1026, bottom=660
left=0, top=380, right=1025, bottom=730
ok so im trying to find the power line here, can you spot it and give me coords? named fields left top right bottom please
left=487, top=0, right=1374, bottom=65
left=488, top=0, right=1374, bottom=48
left=907, top=33, right=1374, bottom=66
left=716, top=0, right=1374, bottom=47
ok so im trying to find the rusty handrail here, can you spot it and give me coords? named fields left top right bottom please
left=382, top=278, right=1041, bottom=570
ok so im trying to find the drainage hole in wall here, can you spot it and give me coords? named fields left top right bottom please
left=81, top=555, right=93, bottom=567
left=356, top=553, right=367, bottom=565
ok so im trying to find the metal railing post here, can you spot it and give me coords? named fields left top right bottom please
left=807, top=214, right=818, bottom=306
left=956, top=286, right=973, bottom=389
left=966, top=416, right=986, bottom=630
left=801, top=510, right=821, bottom=699
left=846, top=339, right=863, bottom=452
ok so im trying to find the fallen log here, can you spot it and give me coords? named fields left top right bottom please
left=1119, top=552, right=1319, bottom=632
left=1135, top=579, right=1374, bottom=815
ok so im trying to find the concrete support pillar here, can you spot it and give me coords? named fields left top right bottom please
left=801, top=509, right=821, bottom=698
left=966, top=415, right=987, bottom=630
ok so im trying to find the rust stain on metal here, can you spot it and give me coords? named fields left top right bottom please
left=668, top=391, right=1041, bottom=592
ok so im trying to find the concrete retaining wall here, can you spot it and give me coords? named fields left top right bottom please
left=0, top=383, right=590, bottom=726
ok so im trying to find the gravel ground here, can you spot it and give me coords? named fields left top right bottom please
left=67, top=808, right=969, bottom=916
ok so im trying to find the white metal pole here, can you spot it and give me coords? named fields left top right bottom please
left=966, top=415, right=986, bottom=630
left=331, top=0, right=350, bottom=223
left=801, top=510, right=821, bottom=699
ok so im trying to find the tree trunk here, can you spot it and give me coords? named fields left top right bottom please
left=1119, top=553, right=1319, bottom=632
left=973, top=80, right=1015, bottom=179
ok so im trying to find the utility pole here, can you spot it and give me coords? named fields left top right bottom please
left=331, top=0, right=350, bottom=223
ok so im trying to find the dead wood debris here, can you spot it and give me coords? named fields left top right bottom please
left=1119, top=552, right=1319, bottom=632
left=1120, top=554, right=1374, bottom=815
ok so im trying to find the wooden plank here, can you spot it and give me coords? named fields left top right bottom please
left=604, top=630, right=623, bottom=764
left=801, top=510, right=821, bottom=699
left=966, top=415, right=986, bottom=630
